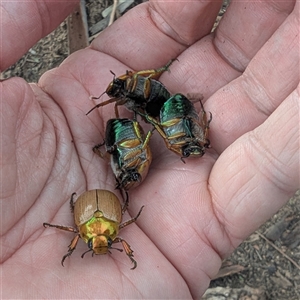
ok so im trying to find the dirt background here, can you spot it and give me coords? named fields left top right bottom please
left=2, top=1, right=299, bottom=299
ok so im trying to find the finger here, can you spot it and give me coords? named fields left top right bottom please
left=207, top=1, right=299, bottom=152
left=210, top=87, right=299, bottom=249
left=214, top=0, right=296, bottom=71
left=90, top=1, right=223, bottom=69
left=1, top=1, right=77, bottom=71
left=155, top=0, right=296, bottom=102
left=149, top=0, right=222, bottom=45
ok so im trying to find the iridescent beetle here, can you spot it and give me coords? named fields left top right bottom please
left=43, top=189, right=143, bottom=269
left=93, top=118, right=152, bottom=191
left=142, top=93, right=212, bottom=162
left=86, top=59, right=176, bottom=118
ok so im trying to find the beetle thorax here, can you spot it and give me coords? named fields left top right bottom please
left=79, top=215, right=119, bottom=245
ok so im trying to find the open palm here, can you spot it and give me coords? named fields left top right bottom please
left=1, top=1, right=299, bottom=298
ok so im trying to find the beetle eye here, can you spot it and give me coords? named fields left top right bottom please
left=88, top=239, right=93, bottom=250
left=204, top=139, right=210, bottom=148
left=113, top=78, right=123, bottom=88
left=107, top=237, right=113, bottom=248
left=130, top=171, right=141, bottom=182
left=182, top=147, right=191, bottom=158
left=108, top=79, right=124, bottom=96
left=134, top=172, right=141, bottom=182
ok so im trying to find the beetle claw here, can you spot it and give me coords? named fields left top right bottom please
left=130, top=257, right=137, bottom=270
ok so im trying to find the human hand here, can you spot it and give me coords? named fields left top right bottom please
left=1, top=1, right=299, bottom=298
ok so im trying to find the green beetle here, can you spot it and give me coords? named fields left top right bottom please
left=142, top=93, right=212, bottom=162
left=43, top=189, right=143, bottom=269
left=93, top=118, right=152, bottom=191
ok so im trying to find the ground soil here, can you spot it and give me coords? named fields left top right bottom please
left=2, top=1, right=299, bottom=299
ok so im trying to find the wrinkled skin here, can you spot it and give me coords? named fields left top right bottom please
left=1, top=1, right=299, bottom=298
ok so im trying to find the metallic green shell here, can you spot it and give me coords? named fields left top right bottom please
left=105, top=119, right=138, bottom=147
left=160, top=93, right=199, bottom=122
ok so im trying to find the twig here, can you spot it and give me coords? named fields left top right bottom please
left=256, top=231, right=300, bottom=270
left=68, top=0, right=89, bottom=54
left=109, top=0, right=118, bottom=26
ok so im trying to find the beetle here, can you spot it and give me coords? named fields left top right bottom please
left=142, top=93, right=212, bottom=162
left=86, top=59, right=176, bottom=118
left=43, top=189, right=143, bottom=269
left=93, top=118, right=152, bottom=191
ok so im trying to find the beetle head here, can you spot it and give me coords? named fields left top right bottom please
left=106, top=71, right=126, bottom=98
left=81, top=236, right=123, bottom=258
left=181, top=143, right=206, bottom=159
left=87, top=235, right=112, bottom=255
left=117, top=169, right=141, bottom=190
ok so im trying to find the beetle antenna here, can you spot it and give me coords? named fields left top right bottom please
left=81, top=249, right=93, bottom=258
left=110, top=70, right=116, bottom=80
left=111, top=246, right=123, bottom=253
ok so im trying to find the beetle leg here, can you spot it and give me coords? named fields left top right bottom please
left=198, top=107, right=211, bottom=149
left=121, top=189, right=129, bottom=214
left=141, top=75, right=154, bottom=99
left=70, top=193, right=77, bottom=212
left=152, top=58, right=177, bottom=77
left=129, top=58, right=177, bottom=81
left=86, top=97, right=125, bottom=115
left=186, top=93, right=204, bottom=102
left=43, top=222, right=79, bottom=266
left=119, top=205, right=144, bottom=229
left=146, top=58, right=177, bottom=79
left=132, top=70, right=156, bottom=78
left=128, top=74, right=138, bottom=94
left=93, top=140, right=108, bottom=159
left=135, top=111, right=169, bottom=145
left=140, top=112, right=161, bottom=128
left=198, top=99, right=212, bottom=129
left=142, top=130, right=152, bottom=150
left=203, top=111, right=212, bottom=144
left=114, top=102, right=121, bottom=118
left=165, top=142, right=184, bottom=157
left=201, top=110, right=212, bottom=141
left=113, top=237, right=137, bottom=270
left=147, top=117, right=193, bottom=157
left=43, top=223, right=78, bottom=233
left=132, top=111, right=138, bottom=121
left=131, top=120, right=152, bottom=149
left=150, top=121, right=169, bottom=142
left=121, top=239, right=137, bottom=270
left=131, top=69, right=160, bottom=80
left=61, top=234, right=80, bottom=266
left=205, top=111, right=212, bottom=129
left=131, top=120, right=142, bottom=140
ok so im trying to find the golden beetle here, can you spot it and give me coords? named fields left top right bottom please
left=43, top=189, right=143, bottom=269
